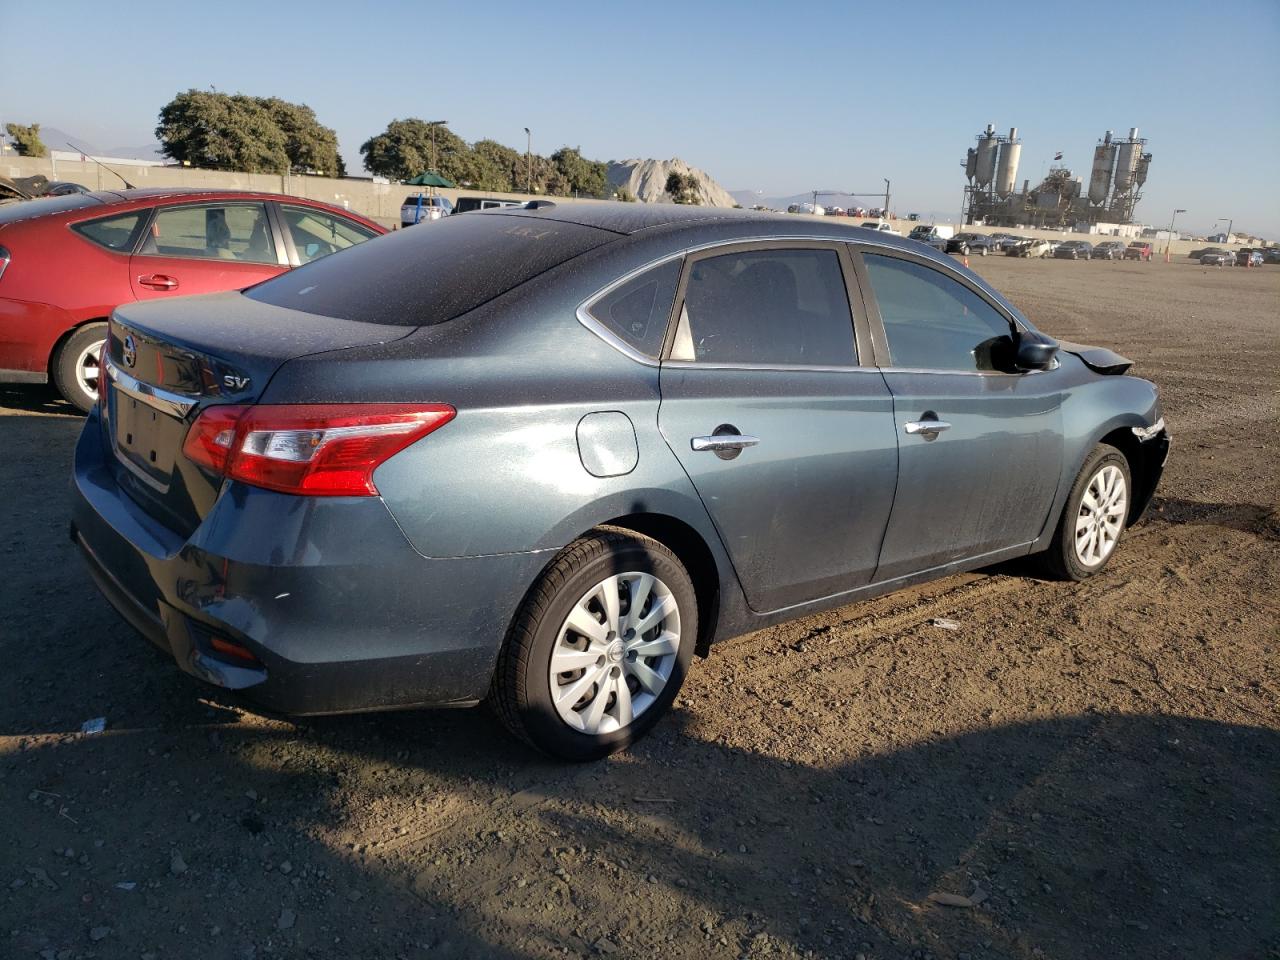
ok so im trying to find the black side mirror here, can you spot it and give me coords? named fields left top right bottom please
left=1015, top=330, right=1059, bottom=371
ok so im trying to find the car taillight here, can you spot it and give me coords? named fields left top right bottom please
left=182, top=403, right=455, bottom=496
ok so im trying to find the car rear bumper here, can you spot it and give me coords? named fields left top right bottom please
left=71, top=409, right=556, bottom=715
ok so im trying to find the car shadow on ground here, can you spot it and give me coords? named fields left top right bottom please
left=2, top=388, right=1276, bottom=959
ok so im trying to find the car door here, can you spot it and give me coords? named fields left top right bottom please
left=852, top=247, right=1064, bottom=581
left=129, top=201, right=288, bottom=301
left=657, top=242, right=899, bottom=613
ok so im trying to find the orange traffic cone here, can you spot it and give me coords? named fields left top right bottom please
left=963, top=255, right=970, bottom=268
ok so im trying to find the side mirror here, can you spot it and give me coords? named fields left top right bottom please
left=1015, top=330, right=1059, bottom=371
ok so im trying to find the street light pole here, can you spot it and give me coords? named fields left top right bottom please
left=883, top=178, right=890, bottom=219
left=426, top=119, right=448, bottom=180
left=1164, top=208, right=1185, bottom=262
left=524, top=127, right=532, bottom=194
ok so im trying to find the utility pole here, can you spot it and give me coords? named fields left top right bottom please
left=1164, top=208, right=1185, bottom=262
left=883, top=178, right=890, bottom=218
left=524, top=127, right=532, bottom=194
left=426, top=119, right=448, bottom=182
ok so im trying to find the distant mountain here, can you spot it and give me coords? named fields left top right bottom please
left=607, top=158, right=737, bottom=207
left=41, top=126, right=163, bottom=161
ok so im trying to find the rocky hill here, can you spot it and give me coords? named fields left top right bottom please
left=606, top=158, right=737, bottom=207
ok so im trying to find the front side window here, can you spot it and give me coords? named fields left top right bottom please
left=585, top=259, right=680, bottom=359
left=674, top=248, right=856, bottom=366
left=863, top=254, right=1014, bottom=372
left=141, top=203, right=276, bottom=264
left=71, top=211, right=147, bottom=252
left=279, top=206, right=377, bottom=265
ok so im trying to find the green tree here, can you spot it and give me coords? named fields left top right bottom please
left=5, top=122, right=47, bottom=157
left=155, top=91, right=345, bottom=176
left=549, top=146, right=608, bottom=197
left=614, top=187, right=637, bottom=202
left=260, top=97, right=345, bottom=176
left=665, top=171, right=701, bottom=205
left=466, top=139, right=521, bottom=192
left=156, top=91, right=290, bottom=173
left=360, top=119, right=470, bottom=182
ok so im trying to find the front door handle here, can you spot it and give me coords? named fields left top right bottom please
left=904, top=419, right=952, bottom=437
left=138, top=274, right=179, bottom=290
left=691, top=434, right=760, bottom=453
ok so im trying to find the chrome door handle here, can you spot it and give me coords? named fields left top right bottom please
left=691, top=434, right=760, bottom=452
left=904, top=419, right=951, bottom=436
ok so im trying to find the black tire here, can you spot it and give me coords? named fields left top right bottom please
left=1035, top=444, right=1132, bottom=581
left=52, top=323, right=107, bottom=414
left=491, top=526, right=698, bottom=761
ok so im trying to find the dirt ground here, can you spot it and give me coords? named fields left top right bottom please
left=2, top=256, right=1277, bottom=960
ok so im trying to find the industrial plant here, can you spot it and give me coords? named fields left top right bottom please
left=962, top=124, right=1153, bottom=233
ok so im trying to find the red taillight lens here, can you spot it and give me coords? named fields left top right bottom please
left=182, top=403, right=455, bottom=497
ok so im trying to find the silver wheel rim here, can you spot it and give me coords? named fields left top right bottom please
left=1074, top=464, right=1127, bottom=567
left=74, top=338, right=104, bottom=402
left=549, top=572, right=681, bottom=735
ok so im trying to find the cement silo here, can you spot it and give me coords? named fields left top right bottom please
left=1133, top=152, right=1152, bottom=188
left=1113, top=127, right=1141, bottom=195
left=995, top=127, right=1021, bottom=197
left=965, top=147, right=977, bottom=181
left=975, top=124, right=999, bottom=188
left=1088, top=131, right=1116, bottom=205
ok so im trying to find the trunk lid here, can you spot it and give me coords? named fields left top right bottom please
left=102, top=291, right=415, bottom=536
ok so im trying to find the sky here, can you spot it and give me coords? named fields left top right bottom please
left=2, top=0, right=1277, bottom=237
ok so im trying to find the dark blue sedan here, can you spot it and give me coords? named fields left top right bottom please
left=71, top=206, right=1169, bottom=759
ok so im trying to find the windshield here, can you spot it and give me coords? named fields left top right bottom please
left=247, top=212, right=616, bottom=326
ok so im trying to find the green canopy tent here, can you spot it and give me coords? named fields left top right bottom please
left=404, top=171, right=457, bottom=225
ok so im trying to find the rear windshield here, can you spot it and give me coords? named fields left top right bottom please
left=0, top=192, right=105, bottom=225
left=246, top=212, right=616, bottom=326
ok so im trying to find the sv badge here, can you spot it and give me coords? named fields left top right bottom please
left=223, top=374, right=251, bottom=391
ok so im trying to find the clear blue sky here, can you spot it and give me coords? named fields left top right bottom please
left=3, top=0, right=1277, bottom=237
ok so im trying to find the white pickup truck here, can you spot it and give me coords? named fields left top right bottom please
left=860, top=221, right=901, bottom=236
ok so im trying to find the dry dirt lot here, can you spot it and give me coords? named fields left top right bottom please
left=2, top=256, right=1277, bottom=960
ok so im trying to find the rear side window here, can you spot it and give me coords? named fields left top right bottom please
left=584, top=259, right=680, bottom=359
left=247, top=212, right=615, bottom=326
left=141, top=203, right=276, bottom=264
left=279, top=205, right=377, bottom=265
left=673, top=248, right=856, bottom=366
left=863, top=254, right=1013, bottom=372
left=72, top=211, right=147, bottom=252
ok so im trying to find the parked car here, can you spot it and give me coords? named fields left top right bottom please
left=1007, top=238, right=1053, bottom=258
left=989, top=233, right=1022, bottom=252
left=1199, top=251, right=1235, bottom=266
left=1124, top=242, right=1154, bottom=262
left=1093, top=241, right=1126, bottom=261
left=454, top=197, right=526, bottom=214
left=860, top=221, right=900, bottom=235
left=1188, top=246, right=1228, bottom=260
left=1235, top=249, right=1264, bottom=267
left=1054, top=240, right=1094, bottom=260
left=907, top=223, right=955, bottom=251
left=71, top=205, right=1169, bottom=760
left=400, top=194, right=454, bottom=226
left=1263, top=248, right=1280, bottom=264
left=0, top=189, right=385, bottom=411
left=945, top=232, right=998, bottom=256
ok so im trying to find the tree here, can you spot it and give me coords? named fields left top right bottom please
left=260, top=98, right=344, bottom=176
left=549, top=146, right=608, bottom=198
left=156, top=91, right=290, bottom=174
left=614, top=187, right=637, bottom=202
left=155, top=91, right=344, bottom=175
left=665, top=171, right=702, bottom=205
left=5, top=122, right=47, bottom=157
left=360, top=119, right=470, bottom=182
left=466, top=139, right=521, bottom=192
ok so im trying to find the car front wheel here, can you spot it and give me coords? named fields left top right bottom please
left=52, top=323, right=107, bottom=414
left=1036, top=444, right=1132, bottom=581
left=492, top=527, right=697, bottom=761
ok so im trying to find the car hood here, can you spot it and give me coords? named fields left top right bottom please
left=1058, top=340, right=1133, bottom=375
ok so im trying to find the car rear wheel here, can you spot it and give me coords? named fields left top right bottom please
left=491, top=527, right=697, bottom=761
left=1035, top=444, right=1131, bottom=581
left=52, top=323, right=107, bottom=414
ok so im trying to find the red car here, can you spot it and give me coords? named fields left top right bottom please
left=0, top=189, right=385, bottom=411
left=1123, top=241, right=1154, bottom=262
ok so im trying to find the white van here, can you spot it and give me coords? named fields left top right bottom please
left=400, top=195, right=454, bottom=227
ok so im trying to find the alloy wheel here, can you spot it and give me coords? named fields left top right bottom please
left=75, top=338, right=104, bottom=403
left=1074, top=464, right=1127, bottom=567
left=549, top=572, right=681, bottom=735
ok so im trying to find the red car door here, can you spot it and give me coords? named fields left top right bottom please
left=129, top=201, right=287, bottom=301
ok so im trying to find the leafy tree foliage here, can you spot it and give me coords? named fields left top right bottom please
left=5, top=122, right=47, bottom=157
left=360, top=119, right=471, bottom=182
left=155, top=91, right=342, bottom=175
left=665, top=171, right=702, bottom=204
left=549, top=146, right=608, bottom=198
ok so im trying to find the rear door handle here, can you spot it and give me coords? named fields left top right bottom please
left=904, top=419, right=951, bottom=437
left=691, top=434, right=760, bottom=452
left=138, top=274, right=179, bottom=290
